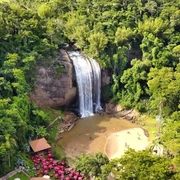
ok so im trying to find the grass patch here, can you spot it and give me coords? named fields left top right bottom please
left=66, top=156, right=77, bottom=168
left=40, top=107, right=67, bottom=162
left=137, top=115, right=158, bottom=141
left=52, top=143, right=66, bottom=161
left=41, top=106, right=64, bottom=120
left=40, top=106, right=64, bottom=142
left=48, top=120, right=59, bottom=142
left=7, top=172, right=29, bottom=180
left=48, top=120, right=67, bottom=161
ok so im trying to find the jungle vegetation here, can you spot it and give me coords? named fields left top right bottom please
left=0, top=0, right=180, bottom=179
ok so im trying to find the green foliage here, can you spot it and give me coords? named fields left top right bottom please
left=148, top=66, right=180, bottom=115
left=115, top=27, right=134, bottom=45
left=53, top=64, right=67, bottom=78
left=31, top=107, right=51, bottom=126
left=88, top=32, right=108, bottom=57
left=101, top=85, right=113, bottom=101
left=120, top=59, right=151, bottom=109
left=0, top=0, right=180, bottom=177
left=51, top=144, right=66, bottom=161
left=73, top=148, right=176, bottom=180
left=64, top=12, right=90, bottom=48
left=35, top=126, right=49, bottom=138
left=173, top=45, right=180, bottom=61
left=138, top=17, right=169, bottom=36
left=74, top=152, right=109, bottom=179
left=7, top=172, right=29, bottom=180
left=103, top=149, right=173, bottom=180
left=161, top=118, right=180, bottom=171
left=37, top=3, right=51, bottom=18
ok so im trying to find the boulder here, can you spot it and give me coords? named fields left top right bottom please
left=29, top=49, right=77, bottom=108
left=105, top=103, right=123, bottom=114
left=105, top=103, right=140, bottom=122
left=101, top=69, right=111, bottom=87
left=63, top=111, right=79, bottom=124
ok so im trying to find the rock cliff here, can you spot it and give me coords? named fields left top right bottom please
left=29, top=49, right=77, bottom=108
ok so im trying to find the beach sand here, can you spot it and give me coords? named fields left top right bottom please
left=105, top=128, right=150, bottom=159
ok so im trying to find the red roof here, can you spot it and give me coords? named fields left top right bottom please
left=29, top=138, right=51, bottom=152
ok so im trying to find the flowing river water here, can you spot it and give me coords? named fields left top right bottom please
left=58, top=114, right=148, bottom=162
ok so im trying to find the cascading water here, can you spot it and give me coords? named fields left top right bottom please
left=68, top=51, right=102, bottom=117
left=90, top=58, right=102, bottom=112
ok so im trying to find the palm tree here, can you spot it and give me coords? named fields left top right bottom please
left=35, top=126, right=49, bottom=139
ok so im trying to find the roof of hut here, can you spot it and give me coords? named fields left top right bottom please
left=29, top=138, right=51, bottom=153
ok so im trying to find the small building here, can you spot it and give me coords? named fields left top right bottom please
left=29, top=138, right=51, bottom=153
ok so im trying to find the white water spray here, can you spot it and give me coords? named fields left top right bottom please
left=68, top=51, right=102, bottom=117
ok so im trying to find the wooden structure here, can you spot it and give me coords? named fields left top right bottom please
left=29, top=138, right=51, bottom=153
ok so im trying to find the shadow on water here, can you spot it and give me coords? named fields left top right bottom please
left=58, top=113, right=139, bottom=161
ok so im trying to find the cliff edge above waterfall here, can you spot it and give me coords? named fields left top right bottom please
left=29, top=49, right=77, bottom=108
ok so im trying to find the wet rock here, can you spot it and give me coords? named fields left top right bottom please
left=105, top=103, right=140, bottom=122
left=59, top=111, right=79, bottom=133
left=63, top=111, right=79, bottom=124
left=105, top=103, right=123, bottom=114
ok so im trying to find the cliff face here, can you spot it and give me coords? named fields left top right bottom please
left=29, top=49, right=77, bottom=108
left=29, top=49, right=111, bottom=108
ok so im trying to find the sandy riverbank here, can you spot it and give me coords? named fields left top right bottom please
left=58, top=115, right=151, bottom=162
left=105, top=128, right=150, bottom=159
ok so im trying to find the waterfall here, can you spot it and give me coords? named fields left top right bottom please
left=68, top=51, right=102, bottom=117
left=90, top=58, right=102, bottom=112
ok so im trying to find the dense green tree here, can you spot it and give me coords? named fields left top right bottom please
left=102, top=149, right=174, bottom=180
left=74, top=152, right=109, bottom=179
left=35, top=126, right=49, bottom=138
left=120, top=59, right=151, bottom=110
left=173, top=45, right=180, bottom=62
left=161, top=119, right=180, bottom=171
left=144, top=0, right=157, bottom=16
left=88, top=32, right=108, bottom=58
left=115, top=27, right=134, bottom=45
left=148, top=66, right=180, bottom=115
left=64, top=12, right=91, bottom=49
left=37, top=3, right=52, bottom=18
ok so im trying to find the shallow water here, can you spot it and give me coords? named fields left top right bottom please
left=58, top=114, right=139, bottom=160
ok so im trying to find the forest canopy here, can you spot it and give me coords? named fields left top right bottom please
left=0, top=0, right=180, bottom=177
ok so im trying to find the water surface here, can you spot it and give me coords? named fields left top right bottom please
left=58, top=114, right=139, bottom=159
